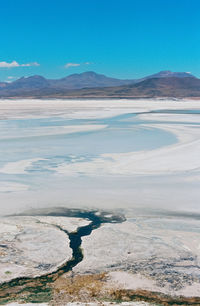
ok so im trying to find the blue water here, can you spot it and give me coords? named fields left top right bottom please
left=0, top=111, right=178, bottom=190
left=0, top=113, right=176, bottom=162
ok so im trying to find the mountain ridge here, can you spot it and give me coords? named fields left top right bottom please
left=0, top=71, right=199, bottom=98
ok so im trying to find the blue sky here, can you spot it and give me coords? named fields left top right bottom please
left=0, top=0, right=199, bottom=81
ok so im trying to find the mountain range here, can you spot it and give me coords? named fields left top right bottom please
left=0, top=70, right=199, bottom=98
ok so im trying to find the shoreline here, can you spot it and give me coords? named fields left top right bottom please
left=0, top=96, right=200, bottom=100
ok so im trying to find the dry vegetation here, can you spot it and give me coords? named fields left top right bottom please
left=50, top=272, right=200, bottom=305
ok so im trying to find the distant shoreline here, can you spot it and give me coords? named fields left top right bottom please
left=0, top=96, right=199, bottom=100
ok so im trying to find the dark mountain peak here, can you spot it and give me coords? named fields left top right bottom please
left=81, top=71, right=99, bottom=76
left=59, top=71, right=100, bottom=81
left=121, top=76, right=200, bottom=97
left=6, top=75, right=49, bottom=90
left=27, top=75, right=46, bottom=80
left=14, top=75, right=47, bottom=82
left=145, top=70, right=195, bottom=79
left=16, top=75, right=45, bottom=80
left=51, top=71, right=134, bottom=89
left=0, top=82, right=7, bottom=88
left=160, top=70, right=171, bottom=73
left=64, top=71, right=105, bottom=80
left=0, top=70, right=199, bottom=98
left=78, top=71, right=108, bottom=80
left=157, top=70, right=173, bottom=76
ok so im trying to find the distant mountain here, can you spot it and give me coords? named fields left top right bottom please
left=0, top=71, right=199, bottom=98
left=142, top=70, right=195, bottom=80
left=48, top=71, right=135, bottom=89
left=117, top=76, right=200, bottom=97
left=0, top=82, right=7, bottom=88
left=0, top=72, right=135, bottom=94
left=64, top=77, right=200, bottom=98
left=6, top=75, right=50, bottom=90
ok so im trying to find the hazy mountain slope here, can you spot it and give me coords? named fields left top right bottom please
left=48, top=71, right=135, bottom=89
left=5, top=76, right=50, bottom=90
left=0, top=72, right=135, bottom=94
left=0, top=82, right=7, bottom=88
left=141, top=70, right=195, bottom=80
left=54, top=77, right=200, bottom=98
left=0, top=72, right=199, bottom=98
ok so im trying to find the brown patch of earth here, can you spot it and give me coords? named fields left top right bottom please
left=50, top=272, right=200, bottom=306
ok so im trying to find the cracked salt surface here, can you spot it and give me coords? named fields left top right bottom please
left=74, top=216, right=200, bottom=297
left=0, top=216, right=89, bottom=282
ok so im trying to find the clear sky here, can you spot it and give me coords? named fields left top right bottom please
left=0, top=0, right=199, bottom=81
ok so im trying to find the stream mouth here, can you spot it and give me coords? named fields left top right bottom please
left=0, top=207, right=126, bottom=304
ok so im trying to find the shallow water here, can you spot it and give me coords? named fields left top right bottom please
left=0, top=101, right=200, bottom=216
left=0, top=100, right=200, bottom=305
left=0, top=112, right=176, bottom=186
